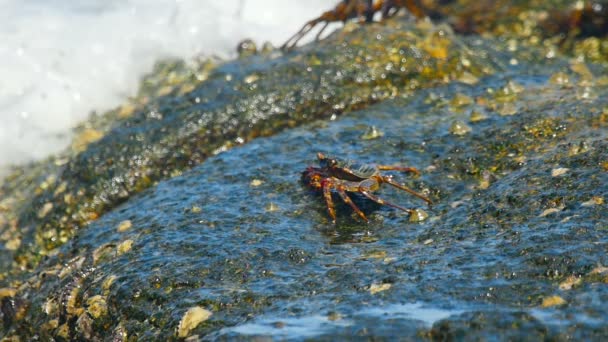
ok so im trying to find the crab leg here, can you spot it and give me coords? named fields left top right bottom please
left=381, top=176, right=432, bottom=204
left=356, top=178, right=412, bottom=213
left=314, top=22, right=330, bottom=41
left=322, top=180, right=338, bottom=223
left=281, top=18, right=322, bottom=50
left=381, top=0, right=425, bottom=19
left=336, top=184, right=369, bottom=222
left=359, top=189, right=413, bottom=214
left=377, top=165, right=421, bottom=176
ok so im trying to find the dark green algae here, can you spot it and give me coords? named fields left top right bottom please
left=1, top=9, right=608, bottom=342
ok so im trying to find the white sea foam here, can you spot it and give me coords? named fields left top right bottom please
left=0, top=0, right=335, bottom=178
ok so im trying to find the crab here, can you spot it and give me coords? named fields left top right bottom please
left=302, top=152, right=432, bottom=223
left=282, top=0, right=426, bottom=50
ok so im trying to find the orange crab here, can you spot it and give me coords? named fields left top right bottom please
left=282, top=0, right=426, bottom=50
left=302, top=152, right=431, bottom=223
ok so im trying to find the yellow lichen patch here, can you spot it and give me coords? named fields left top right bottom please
left=497, top=103, right=518, bottom=116
left=156, top=85, right=174, bottom=97
left=176, top=306, right=213, bottom=338
left=53, top=181, right=68, bottom=196
left=0, top=288, right=17, bottom=298
left=56, top=323, right=70, bottom=340
left=93, top=243, right=116, bottom=265
left=369, top=283, right=392, bottom=295
left=456, top=72, right=479, bottom=85
left=589, top=265, right=608, bottom=275
left=118, top=102, right=136, bottom=118
left=86, top=295, right=108, bottom=319
left=72, top=128, right=104, bottom=153
left=548, top=72, right=570, bottom=86
left=116, top=240, right=134, bottom=256
left=469, top=111, right=488, bottom=122
left=559, top=276, right=582, bottom=290
left=569, top=60, right=593, bottom=80
left=41, top=318, right=59, bottom=332
left=541, top=295, right=566, bottom=308
left=327, top=312, right=342, bottom=321
left=66, top=287, right=83, bottom=316
left=179, top=83, right=196, bottom=95
left=116, top=220, right=132, bottom=232
left=58, top=256, right=86, bottom=279
left=420, top=31, right=451, bottom=59
left=4, top=234, right=21, bottom=251
left=449, top=120, right=472, bottom=136
left=102, top=275, right=118, bottom=294
left=450, top=93, right=474, bottom=108
left=37, top=202, right=53, bottom=219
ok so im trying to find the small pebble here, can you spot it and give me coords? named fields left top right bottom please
left=469, top=110, right=488, bottom=122
left=450, top=93, right=473, bottom=107
left=360, top=126, right=384, bottom=140
left=497, top=103, right=518, bottom=116
left=236, top=39, right=257, bottom=57
left=177, top=307, right=212, bottom=338
left=409, top=208, right=429, bottom=222
left=37, top=202, right=53, bottom=218
left=551, top=168, right=569, bottom=177
left=539, top=208, right=561, bottom=217
left=449, top=120, right=472, bottom=136
left=250, top=179, right=264, bottom=187
left=116, top=220, right=132, bottom=232
left=549, top=72, right=570, bottom=85
left=369, top=283, right=392, bottom=295
left=559, top=276, right=581, bottom=290
left=265, top=202, right=280, bottom=212
left=581, top=196, right=604, bottom=207
left=541, top=295, right=566, bottom=308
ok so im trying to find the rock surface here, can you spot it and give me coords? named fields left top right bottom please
left=1, top=1, right=607, bottom=340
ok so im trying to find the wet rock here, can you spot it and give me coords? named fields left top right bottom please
left=1, top=1, right=608, bottom=340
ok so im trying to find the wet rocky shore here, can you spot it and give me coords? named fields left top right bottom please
left=1, top=1, right=607, bottom=340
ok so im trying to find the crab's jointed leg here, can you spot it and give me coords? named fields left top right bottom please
left=381, top=0, right=425, bottom=19
left=381, top=176, right=432, bottom=204
left=322, top=179, right=338, bottom=223
left=335, top=182, right=369, bottom=222
left=358, top=179, right=413, bottom=214
left=377, top=165, right=421, bottom=176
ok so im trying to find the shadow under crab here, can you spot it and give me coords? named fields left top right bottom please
left=302, top=152, right=432, bottom=223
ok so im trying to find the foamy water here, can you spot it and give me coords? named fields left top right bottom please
left=0, top=0, right=333, bottom=178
